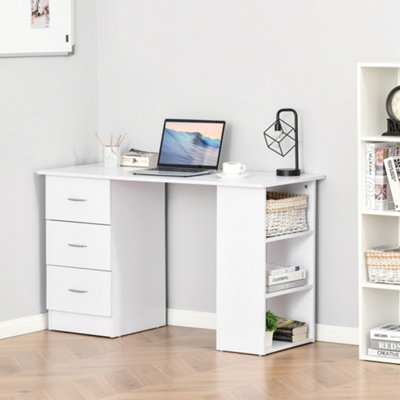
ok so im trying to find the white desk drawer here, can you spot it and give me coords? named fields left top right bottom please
left=46, top=176, right=110, bottom=224
left=47, top=266, right=111, bottom=317
left=46, top=221, right=111, bottom=271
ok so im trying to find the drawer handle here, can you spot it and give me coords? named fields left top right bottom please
left=67, top=198, right=87, bottom=202
left=67, top=243, right=88, bottom=248
left=68, top=289, right=88, bottom=294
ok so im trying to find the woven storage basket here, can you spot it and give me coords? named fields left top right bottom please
left=265, top=192, right=308, bottom=237
left=365, top=249, right=400, bottom=284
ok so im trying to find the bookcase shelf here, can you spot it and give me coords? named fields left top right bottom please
left=265, top=283, right=313, bottom=299
left=265, top=230, right=313, bottom=243
left=361, top=355, right=400, bottom=365
left=360, top=136, right=400, bottom=143
left=362, top=282, right=400, bottom=291
left=358, top=62, right=400, bottom=364
left=361, top=210, right=400, bottom=217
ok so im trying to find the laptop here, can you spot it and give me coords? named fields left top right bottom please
left=133, top=119, right=226, bottom=177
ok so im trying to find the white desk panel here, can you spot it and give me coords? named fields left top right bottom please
left=38, top=163, right=324, bottom=189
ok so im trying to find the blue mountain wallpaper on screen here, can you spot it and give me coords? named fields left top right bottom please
left=159, top=128, right=221, bottom=166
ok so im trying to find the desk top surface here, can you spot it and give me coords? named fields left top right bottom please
left=38, top=164, right=325, bottom=189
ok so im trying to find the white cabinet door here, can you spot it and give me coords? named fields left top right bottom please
left=46, top=221, right=111, bottom=271
left=47, top=266, right=111, bottom=317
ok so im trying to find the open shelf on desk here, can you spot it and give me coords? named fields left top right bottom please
left=265, top=283, right=313, bottom=299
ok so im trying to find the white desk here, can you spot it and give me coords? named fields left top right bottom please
left=38, top=164, right=324, bottom=355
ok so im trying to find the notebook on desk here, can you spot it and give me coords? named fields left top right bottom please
left=133, top=119, right=226, bottom=177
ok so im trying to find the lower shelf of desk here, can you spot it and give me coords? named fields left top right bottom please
left=265, top=337, right=314, bottom=355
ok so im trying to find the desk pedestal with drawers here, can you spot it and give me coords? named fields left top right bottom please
left=39, top=164, right=324, bottom=355
left=45, top=175, right=165, bottom=337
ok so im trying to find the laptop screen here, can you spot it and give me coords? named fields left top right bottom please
left=158, top=119, right=225, bottom=168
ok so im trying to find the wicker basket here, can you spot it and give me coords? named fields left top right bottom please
left=265, top=192, right=308, bottom=237
left=365, top=249, right=400, bottom=284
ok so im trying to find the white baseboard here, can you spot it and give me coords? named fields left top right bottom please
left=0, top=310, right=359, bottom=346
left=316, top=323, right=358, bottom=345
left=167, top=308, right=216, bottom=330
left=167, top=308, right=359, bottom=345
left=0, top=313, right=48, bottom=340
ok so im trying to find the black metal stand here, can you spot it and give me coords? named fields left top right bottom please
left=276, top=167, right=301, bottom=176
left=382, top=118, right=400, bottom=136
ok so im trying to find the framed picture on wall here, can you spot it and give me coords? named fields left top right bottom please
left=0, top=0, right=74, bottom=57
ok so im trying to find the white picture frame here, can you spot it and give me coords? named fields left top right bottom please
left=0, top=0, right=74, bottom=57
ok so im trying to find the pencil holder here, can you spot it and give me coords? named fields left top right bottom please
left=104, top=146, right=120, bottom=168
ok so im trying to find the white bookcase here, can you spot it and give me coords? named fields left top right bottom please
left=358, top=62, right=400, bottom=364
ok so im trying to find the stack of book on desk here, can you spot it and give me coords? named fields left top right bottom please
left=273, top=316, right=308, bottom=342
left=266, top=263, right=306, bottom=293
left=369, top=323, right=400, bottom=359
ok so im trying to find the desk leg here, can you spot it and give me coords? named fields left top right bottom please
left=216, top=186, right=266, bottom=355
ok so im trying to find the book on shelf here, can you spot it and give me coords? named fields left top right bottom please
left=365, top=142, right=395, bottom=211
left=384, top=156, right=400, bottom=211
left=275, top=325, right=308, bottom=336
left=276, top=316, right=307, bottom=330
left=272, top=317, right=308, bottom=342
left=370, top=339, right=400, bottom=351
left=370, top=323, right=400, bottom=341
left=265, top=279, right=306, bottom=293
left=266, top=263, right=300, bottom=276
left=368, top=348, right=400, bottom=359
left=273, top=333, right=308, bottom=342
left=266, top=269, right=306, bottom=286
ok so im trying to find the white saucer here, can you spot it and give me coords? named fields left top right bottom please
left=216, top=172, right=249, bottom=179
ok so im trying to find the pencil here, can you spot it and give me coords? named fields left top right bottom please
left=118, top=133, right=127, bottom=147
left=115, top=134, right=123, bottom=147
left=95, top=133, right=105, bottom=147
left=110, top=133, right=113, bottom=146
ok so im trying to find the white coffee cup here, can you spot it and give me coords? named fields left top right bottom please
left=222, top=162, right=246, bottom=175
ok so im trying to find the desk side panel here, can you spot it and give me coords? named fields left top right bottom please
left=111, top=181, right=166, bottom=336
left=216, top=186, right=266, bottom=355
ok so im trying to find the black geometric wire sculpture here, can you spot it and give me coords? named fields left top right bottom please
left=263, top=108, right=301, bottom=176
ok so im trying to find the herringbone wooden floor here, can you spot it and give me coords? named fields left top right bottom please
left=0, top=326, right=399, bottom=399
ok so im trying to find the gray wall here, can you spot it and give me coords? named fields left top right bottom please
left=0, top=1, right=98, bottom=322
left=98, top=0, right=400, bottom=328
left=3, top=1, right=399, bottom=328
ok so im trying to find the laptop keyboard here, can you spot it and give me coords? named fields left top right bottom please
left=152, top=167, right=210, bottom=173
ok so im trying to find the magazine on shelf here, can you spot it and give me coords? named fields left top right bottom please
left=365, top=143, right=395, bottom=211
left=266, top=269, right=306, bottom=286
left=370, top=339, right=400, bottom=351
left=275, top=316, right=307, bottom=330
left=266, top=263, right=300, bottom=276
left=265, top=279, right=306, bottom=293
left=384, top=156, right=400, bottom=211
left=370, top=323, right=400, bottom=341
left=368, top=348, right=400, bottom=359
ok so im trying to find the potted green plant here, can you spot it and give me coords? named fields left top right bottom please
left=265, top=310, right=278, bottom=347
